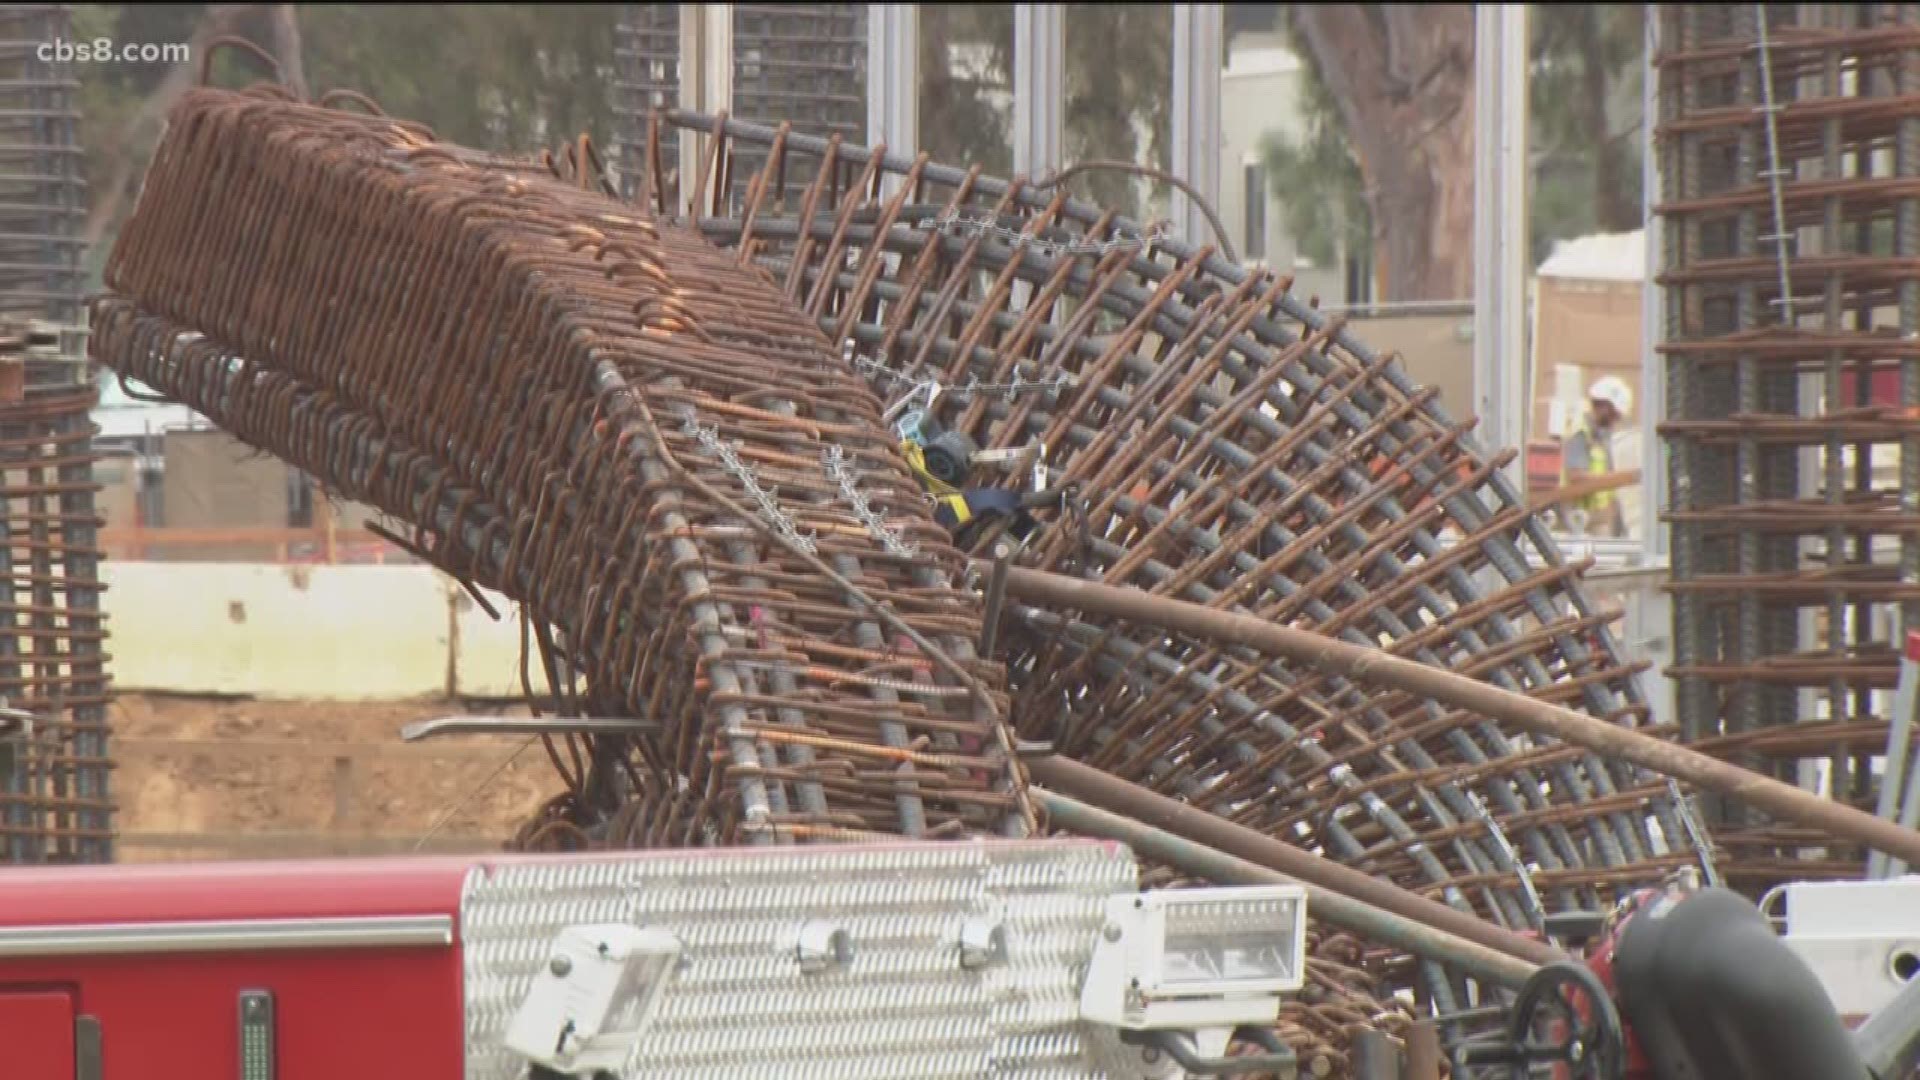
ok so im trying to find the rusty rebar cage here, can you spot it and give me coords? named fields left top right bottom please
left=1654, top=3, right=1920, bottom=889
left=0, top=6, right=84, bottom=336
left=0, top=383, right=109, bottom=865
left=95, top=50, right=1852, bottom=1060
left=84, top=82, right=1553, bottom=1060
left=0, top=5, right=108, bottom=866
left=631, top=107, right=1721, bottom=1030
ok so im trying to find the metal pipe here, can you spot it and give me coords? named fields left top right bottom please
left=1472, top=2, right=1529, bottom=491
left=979, top=543, right=1011, bottom=658
left=1002, top=565, right=1920, bottom=870
left=1870, top=631, right=1919, bottom=878
left=399, top=716, right=664, bottom=742
left=1011, top=3, right=1063, bottom=180
left=1351, top=1028, right=1401, bottom=1080
left=1402, top=1021, right=1442, bottom=1080
left=1032, top=771, right=1551, bottom=987
left=1894, top=704, right=1920, bottom=877
left=1169, top=3, right=1223, bottom=252
left=865, top=3, right=919, bottom=202
left=1856, top=969, right=1920, bottom=1080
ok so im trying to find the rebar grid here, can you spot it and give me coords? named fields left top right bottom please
left=612, top=5, right=869, bottom=210
left=728, top=4, right=867, bottom=205
left=94, top=86, right=1033, bottom=847
left=629, top=108, right=1717, bottom=1018
left=0, top=5, right=107, bottom=866
left=0, top=7, right=83, bottom=334
left=613, top=4, right=679, bottom=202
left=1655, top=3, right=1920, bottom=889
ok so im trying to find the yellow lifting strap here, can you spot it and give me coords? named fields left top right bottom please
left=937, top=492, right=974, bottom=525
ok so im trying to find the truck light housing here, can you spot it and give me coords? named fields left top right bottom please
left=503, top=925, right=683, bottom=1076
left=1080, top=885, right=1309, bottom=1032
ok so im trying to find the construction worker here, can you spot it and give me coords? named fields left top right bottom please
left=1561, top=376, right=1631, bottom=537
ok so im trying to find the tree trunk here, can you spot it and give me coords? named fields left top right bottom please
left=1292, top=5, right=1475, bottom=301
left=1574, top=6, right=1639, bottom=232
left=84, top=4, right=257, bottom=253
left=268, top=4, right=308, bottom=102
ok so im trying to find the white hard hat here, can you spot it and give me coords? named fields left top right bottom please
left=1589, top=376, right=1632, bottom=417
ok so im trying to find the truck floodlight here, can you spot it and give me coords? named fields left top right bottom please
left=503, top=924, right=684, bottom=1077
left=1081, top=884, right=1309, bottom=1033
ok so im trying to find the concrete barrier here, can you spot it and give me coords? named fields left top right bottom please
left=103, top=562, right=525, bottom=700
left=102, top=560, right=1681, bottom=713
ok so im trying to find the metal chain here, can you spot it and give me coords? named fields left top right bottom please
left=823, top=444, right=921, bottom=558
left=1667, top=778, right=1726, bottom=888
left=679, top=407, right=818, bottom=555
left=850, top=353, right=1076, bottom=404
left=912, top=208, right=1168, bottom=258
left=1469, top=794, right=1546, bottom=930
left=1754, top=4, right=1797, bottom=325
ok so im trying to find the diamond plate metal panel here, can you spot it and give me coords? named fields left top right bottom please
left=459, top=841, right=1137, bottom=1080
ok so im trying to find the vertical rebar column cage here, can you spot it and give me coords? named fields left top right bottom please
left=727, top=4, right=867, bottom=205
left=1655, top=3, right=1920, bottom=890
left=614, top=4, right=681, bottom=203
left=0, top=5, right=108, bottom=865
left=615, top=4, right=869, bottom=211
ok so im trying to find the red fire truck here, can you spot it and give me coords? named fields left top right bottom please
left=0, top=839, right=1313, bottom=1080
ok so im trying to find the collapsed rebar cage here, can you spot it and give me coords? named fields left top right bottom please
left=107, top=5, right=1920, bottom=1066
left=1655, top=3, right=1920, bottom=889
left=0, top=4, right=108, bottom=865
left=633, top=103, right=1724, bottom=1025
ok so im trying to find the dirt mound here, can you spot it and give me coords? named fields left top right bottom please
left=111, top=694, right=557, bottom=862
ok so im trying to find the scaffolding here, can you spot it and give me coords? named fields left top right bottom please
left=0, top=5, right=109, bottom=865
left=1655, top=3, right=1920, bottom=888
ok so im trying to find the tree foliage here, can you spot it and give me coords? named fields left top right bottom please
left=918, top=4, right=1014, bottom=180
left=302, top=5, right=616, bottom=153
left=72, top=3, right=620, bottom=289
left=70, top=3, right=1647, bottom=302
left=1529, top=4, right=1646, bottom=247
left=917, top=4, right=1172, bottom=223
left=1257, top=45, right=1369, bottom=271
left=1261, top=3, right=1646, bottom=297
left=1060, top=4, right=1171, bottom=222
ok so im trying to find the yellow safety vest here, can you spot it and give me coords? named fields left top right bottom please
left=1562, top=422, right=1613, bottom=513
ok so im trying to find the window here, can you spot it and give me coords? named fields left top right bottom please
left=1345, top=248, right=1374, bottom=307
left=1243, top=161, right=1267, bottom=262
